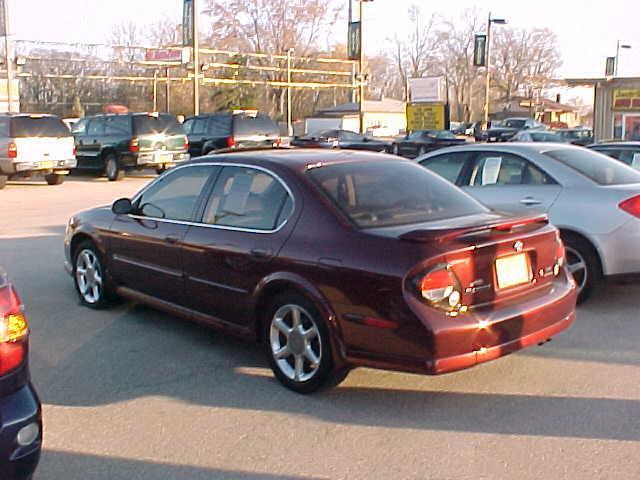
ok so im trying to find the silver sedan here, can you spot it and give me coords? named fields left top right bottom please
left=417, top=143, right=640, bottom=302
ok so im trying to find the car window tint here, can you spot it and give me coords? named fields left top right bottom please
left=421, top=153, right=468, bottom=183
left=545, top=148, right=640, bottom=185
left=104, top=116, right=129, bottom=136
left=470, top=153, right=553, bottom=186
left=10, top=116, right=71, bottom=138
left=87, top=118, right=105, bottom=136
left=0, top=117, right=9, bottom=137
left=308, top=161, right=487, bottom=229
left=183, top=119, right=194, bottom=134
left=71, top=118, right=88, bottom=135
left=186, top=118, right=207, bottom=136
left=504, top=119, right=526, bottom=129
left=340, top=131, right=362, bottom=142
left=136, top=165, right=214, bottom=221
left=233, top=114, right=280, bottom=137
left=407, top=131, right=424, bottom=140
left=616, top=150, right=640, bottom=169
left=208, top=115, right=232, bottom=136
left=203, top=166, right=292, bottom=231
left=133, top=114, right=183, bottom=136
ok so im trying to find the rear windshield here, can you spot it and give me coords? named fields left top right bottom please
left=10, top=116, right=71, bottom=138
left=307, top=160, right=488, bottom=229
left=233, top=114, right=280, bottom=137
left=545, top=148, right=640, bottom=185
left=133, top=114, right=184, bottom=136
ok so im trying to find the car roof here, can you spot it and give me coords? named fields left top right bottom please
left=421, top=142, right=581, bottom=157
left=0, top=113, right=59, bottom=118
left=183, top=148, right=405, bottom=172
left=591, top=141, right=640, bottom=147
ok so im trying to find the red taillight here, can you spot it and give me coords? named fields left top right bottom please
left=0, top=284, right=28, bottom=376
left=184, top=138, right=189, bottom=151
left=129, top=138, right=139, bottom=153
left=419, top=266, right=462, bottom=311
left=556, top=240, right=566, bottom=267
left=226, top=136, right=236, bottom=148
left=8, top=142, right=17, bottom=159
left=274, top=137, right=282, bottom=148
left=73, top=145, right=77, bottom=157
left=619, top=195, right=640, bottom=218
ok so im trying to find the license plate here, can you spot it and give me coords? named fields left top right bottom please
left=40, top=160, right=55, bottom=169
left=155, top=153, right=172, bottom=163
left=495, top=253, right=531, bottom=289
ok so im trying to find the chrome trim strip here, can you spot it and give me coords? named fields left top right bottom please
left=187, top=275, right=248, bottom=294
left=112, top=254, right=182, bottom=278
left=129, top=161, right=295, bottom=235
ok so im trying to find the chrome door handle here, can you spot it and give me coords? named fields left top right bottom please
left=165, top=235, right=180, bottom=244
left=520, top=197, right=542, bottom=206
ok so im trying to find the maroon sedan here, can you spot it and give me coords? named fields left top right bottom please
left=64, top=150, right=577, bottom=393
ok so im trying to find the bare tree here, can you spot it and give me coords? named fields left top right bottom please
left=390, top=4, right=439, bottom=100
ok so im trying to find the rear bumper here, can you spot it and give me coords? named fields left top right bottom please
left=593, top=218, right=640, bottom=276
left=135, top=151, right=189, bottom=167
left=1, top=158, right=76, bottom=175
left=0, top=384, right=42, bottom=480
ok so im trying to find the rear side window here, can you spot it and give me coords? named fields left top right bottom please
left=133, top=114, right=184, bottom=136
left=545, top=148, right=640, bottom=185
left=203, top=166, right=292, bottom=231
left=0, top=117, right=9, bottom=137
left=308, top=161, right=487, bottom=229
left=421, top=152, right=469, bottom=183
left=208, top=115, right=232, bottom=136
left=10, top=116, right=71, bottom=138
left=233, top=114, right=279, bottom=137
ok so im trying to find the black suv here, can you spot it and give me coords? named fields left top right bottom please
left=72, top=113, right=189, bottom=181
left=183, top=111, right=281, bottom=157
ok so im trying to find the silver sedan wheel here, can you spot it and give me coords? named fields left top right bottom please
left=75, top=249, right=103, bottom=304
left=105, top=158, right=118, bottom=179
left=269, top=304, right=322, bottom=383
left=565, top=246, right=588, bottom=293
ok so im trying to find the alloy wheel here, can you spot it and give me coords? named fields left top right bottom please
left=75, top=249, right=103, bottom=304
left=565, top=245, right=587, bottom=293
left=269, top=304, right=322, bottom=383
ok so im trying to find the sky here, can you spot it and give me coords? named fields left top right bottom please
left=9, top=0, right=640, bottom=79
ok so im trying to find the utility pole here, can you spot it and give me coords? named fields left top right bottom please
left=358, top=0, right=372, bottom=135
left=152, top=70, right=158, bottom=111
left=483, top=12, right=506, bottom=128
left=166, top=67, right=171, bottom=112
left=3, top=0, right=14, bottom=113
left=192, top=0, right=200, bottom=115
left=287, top=48, right=294, bottom=137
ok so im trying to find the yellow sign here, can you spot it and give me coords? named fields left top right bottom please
left=613, top=89, right=640, bottom=111
left=406, top=103, right=445, bottom=131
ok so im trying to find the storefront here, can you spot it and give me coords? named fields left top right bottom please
left=565, top=77, right=640, bottom=141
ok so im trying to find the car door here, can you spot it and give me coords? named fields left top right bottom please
left=459, top=151, right=562, bottom=214
left=108, top=165, right=217, bottom=306
left=84, top=117, right=106, bottom=169
left=182, top=165, right=295, bottom=327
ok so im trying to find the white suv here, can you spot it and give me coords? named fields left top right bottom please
left=0, top=114, right=77, bottom=189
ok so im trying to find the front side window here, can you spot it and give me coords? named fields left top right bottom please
left=308, top=161, right=487, bottom=229
left=339, top=131, right=363, bottom=142
left=135, top=165, right=215, bottom=221
left=469, top=153, right=553, bottom=186
left=203, top=166, right=292, bottom=231
left=545, top=148, right=640, bottom=185
left=420, top=152, right=469, bottom=183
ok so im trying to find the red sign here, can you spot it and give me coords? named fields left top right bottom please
left=145, top=49, right=182, bottom=63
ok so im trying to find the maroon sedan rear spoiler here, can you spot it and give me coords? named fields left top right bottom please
left=399, top=214, right=550, bottom=244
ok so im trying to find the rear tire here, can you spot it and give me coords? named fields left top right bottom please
left=104, top=154, right=124, bottom=181
left=45, top=173, right=65, bottom=185
left=561, top=232, right=601, bottom=304
left=392, top=144, right=400, bottom=156
left=0, top=175, right=7, bottom=189
left=264, top=292, right=347, bottom=394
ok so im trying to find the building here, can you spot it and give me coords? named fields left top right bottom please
left=305, top=98, right=406, bottom=135
left=491, top=96, right=582, bottom=127
left=565, top=77, right=640, bottom=141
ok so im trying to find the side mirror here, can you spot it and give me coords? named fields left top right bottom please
left=112, top=198, right=133, bottom=215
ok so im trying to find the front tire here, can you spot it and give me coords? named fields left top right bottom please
left=264, top=293, right=346, bottom=394
left=45, top=173, right=65, bottom=185
left=562, top=233, right=601, bottom=304
left=104, top=154, right=124, bottom=181
left=392, top=144, right=400, bottom=156
left=73, top=241, right=115, bottom=309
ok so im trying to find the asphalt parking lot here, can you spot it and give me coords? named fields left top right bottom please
left=1, top=174, right=639, bottom=480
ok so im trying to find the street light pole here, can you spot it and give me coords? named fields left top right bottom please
left=358, top=0, right=366, bottom=135
left=3, top=0, right=14, bottom=113
left=615, top=40, right=632, bottom=77
left=287, top=47, right=294, bottom=137
left=192, top=0, right=200, bottom=115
